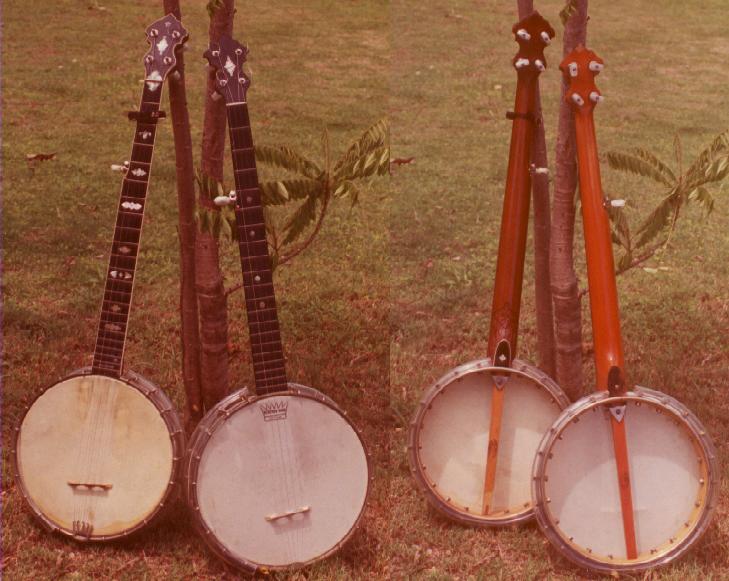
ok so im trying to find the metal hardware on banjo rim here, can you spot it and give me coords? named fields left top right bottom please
left=12, top=14, right=188, bottom=542
left=185, top=35, right=372, bottom=573
left=531, top=46, right=718, bottom=573
left=408, top=12, right=568, bottom=527
left=185, top=384, right=372, bottom=574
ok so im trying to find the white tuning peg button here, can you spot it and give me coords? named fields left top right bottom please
left=540, top=31, right=552, bottom=45
left=515, top=58, right=530, bottom=69
left=610, top=199, right=626, bottom=208
left=534, top=60, right=545, bottom=72
left=589, top=61, right=604, bottom=72
left=590, top=91, right=604, bottom=103
left=516, top=29, right=531, bottom=41
left=567, top=62, right=579, bottom=77
left=111, top=161, right=129, bottom=172
left=211, top=92, right=223, bottom=102
left=571, top=93, right=585, bottom=106
left=228, top=190, right=237, bottom=201
left=214, top=194, right=232, bottom=206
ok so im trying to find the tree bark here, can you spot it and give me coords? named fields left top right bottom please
left=550, top=0, right=588, bottom=401
left=197, top=0, right=236, bottom=410
left=516, top=0, right=556, bottom=379
left=163, top=0, right=204, bottom=429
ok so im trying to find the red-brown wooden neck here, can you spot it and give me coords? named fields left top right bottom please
left=487, top=75, right=539, bottom=360
left=574, top=111, right=626, bottom=393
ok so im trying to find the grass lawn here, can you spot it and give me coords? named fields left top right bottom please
left=389, top=0, right=729, bottom=579
left=3, top=0, right=728, bottom=579
left=2, top=0, right=388, bottom=578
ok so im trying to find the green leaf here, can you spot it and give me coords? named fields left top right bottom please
left=606, top=150, right=674, bottom=186
left=560, top=0, right=579, bottom=25
left=635, top=191, right=679, bottom=248
left=688, top=185, right=715, bottom=216
left=283, top=195, right=318, bottom=245
left=254, top=145, right=322, bottom=179
left=259, top=178, right=322, bottom=206
left=685, top=129, right=729, bottom=181
left=333, top=118, right=389, bottom=178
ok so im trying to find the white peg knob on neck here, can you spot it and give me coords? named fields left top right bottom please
left=610, top=199, right=626, bottom=208
left=567, top=62, right=579, bottom=77
left=534, top=59, right=545, bottom=72
left=589, top=61, right=604, bottom=72
left=589, top=91, right=604, bottom=103
left=516, top=29, right=531, bottom=41
left=540, top=31, right=551, bottom=45
left=571, top=93, right=585, bottom=106
left=515, top=58, right=530, bottom=69
left=111, top=161, right=130, bottom=172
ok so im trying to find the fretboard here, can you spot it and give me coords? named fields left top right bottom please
left=91, top=82, right=163, bottom=376
left=227, top=102, right=289, bottom=395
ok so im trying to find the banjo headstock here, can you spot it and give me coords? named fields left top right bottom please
left=512, top=11, right=555, bottom=77
left=204, top=35, right=251, bottom=104
left=560, top=45, right=605, bottom=115
left=142, top=14, right=188, bottom=90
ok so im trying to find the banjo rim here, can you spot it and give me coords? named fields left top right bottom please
left=408, top=357, right=570, bottom=527
left=532, top=386, right=719, bottom=573
left=184, top=383, right=373, bottom=574
left=11, top=366, right=186, bottom=542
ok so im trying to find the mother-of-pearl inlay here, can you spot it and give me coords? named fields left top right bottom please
left=121, top=202, right=143, bottom=211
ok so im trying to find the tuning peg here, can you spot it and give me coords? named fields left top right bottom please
left=571, top=93, right=585, bottom=106
left=211, top=91, right=223, bottom=102
left=589, top=91, right=604, bottom=103
left=540, top=31, right=552, bottom=45
left=516, top=29, right=531, bottom=41
left=567, top=62, right=578, bottom=77
left=515, top=58, right=530, bottom=69
left=170, top=71, right=181, bottom=81
left=610, top=199, right=625, bottom=208
left=213, top=191, right=237, bottom=206
left=111, top=161, right=130, bottom=173
left=589, top=61, right=604, bottom=73
left=534, top=60, right=545, bottom=72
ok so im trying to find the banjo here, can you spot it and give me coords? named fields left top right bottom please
left=183, top=35, right=372, bottom=574
left=408, top=11, right=569, bottom=527
left=11, top=14, right=187, bottom=541
left=532, top=46, right=718, bottom=573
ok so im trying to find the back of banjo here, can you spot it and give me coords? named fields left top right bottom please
left=409, top=359, right=568, bottom=525
left=185, top=385, right=371, bottom=573
left=13, top=369, right=184, bottom=540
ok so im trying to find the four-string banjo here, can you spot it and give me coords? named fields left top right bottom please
left=183, top=35, right=372, bottom=574
left=408, top=12, right=569, bottom=526
left=532, top=46, right=718, bottom=573
left=12, top=14, right=188, bottom=541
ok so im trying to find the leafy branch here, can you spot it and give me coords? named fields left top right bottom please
left=605, top=129, right=729, bottom=275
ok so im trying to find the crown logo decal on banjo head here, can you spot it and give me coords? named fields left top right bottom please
left=259, top=399, right=288, bottom=422
left=561, top=45, right=605, bottom=113
left=142, top=14, right=188, bottom=91
left=204, top=35, right=250, bottom=104
left=512, top=11, right=555, bottom=76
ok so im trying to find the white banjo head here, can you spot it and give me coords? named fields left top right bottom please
left=409, top=358, right=569, bottom=525
left=533, top=387, right=718, bottom=573
left=185, top=385, right=371, bottom=573
left=13, top=370, right=183, bottom=540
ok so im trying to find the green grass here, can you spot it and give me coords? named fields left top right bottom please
left=4, top=0, right=729, bottom=579
left=2, top=0, right=387, bottom=579
left=389, top=0, right=729, bottom=579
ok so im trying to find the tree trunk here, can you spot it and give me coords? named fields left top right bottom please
left=516, top=0, right=556, bottom=379
left=196, top=0, right=236, bottom=410
left=550, top=0, right=588, bottom=401
left=162, top=0, right=204, bottom=430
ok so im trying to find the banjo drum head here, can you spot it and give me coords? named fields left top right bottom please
left=409, top=358, right=569, bottom=525
left=13, top=370, right=181, bottom=540
left=186, top=385, right=371, bottom=572
left=533, top=387, right=718, bottom=573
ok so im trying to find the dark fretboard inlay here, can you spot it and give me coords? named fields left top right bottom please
left=227, top=102, right=289, bottom=395
left=91, top=83, right=163, bottom=377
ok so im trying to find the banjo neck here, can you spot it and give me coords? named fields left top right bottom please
left=487, top=12, right=554, bottom=363
left=91, top=19, right=187, bottom=377
left=561, top=46, right=627, bottom=395
left=228, top=102, right=289, bottom=396
left=206, top=36, right=289, bottom=395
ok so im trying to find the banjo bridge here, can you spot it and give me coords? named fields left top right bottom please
left=265, top=505, right=311, bottom=522
left=67, top=481, right=113, bottom=491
